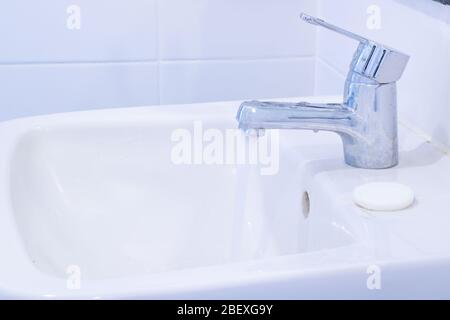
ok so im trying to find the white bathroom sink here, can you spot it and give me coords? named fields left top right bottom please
left=1, top=96, right=450, bottom=299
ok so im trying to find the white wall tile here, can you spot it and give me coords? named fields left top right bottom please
left=314, top=58, right=345, bottom=96
left=0, top=0, right=158, bottom=63
left=158, top=0, right=317, bottom=60
left=0, top=1, right=318, bottom=120
left=159, top=58, right=315, bottom=105
left=317, top=0, right=450, bottom=149
left=0, top=63, right=159, bottom=121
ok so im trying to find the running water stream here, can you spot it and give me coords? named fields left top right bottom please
left=231, top=130, right=274, bottom=261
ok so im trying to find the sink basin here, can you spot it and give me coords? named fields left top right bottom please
left=1, top=96, right=450, bottom=299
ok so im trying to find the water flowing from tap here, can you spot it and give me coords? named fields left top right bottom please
left=231, top=132, right=274, bottom=261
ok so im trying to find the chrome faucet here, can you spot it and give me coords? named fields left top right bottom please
left=236, top=13, right=410, bottom=169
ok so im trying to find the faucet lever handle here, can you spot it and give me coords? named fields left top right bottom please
left=300, top=13, right=369, bottom=44
left=300, top=13, right=410, bottom=84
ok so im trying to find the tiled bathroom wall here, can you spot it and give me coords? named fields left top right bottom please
left=315, top=0, right=450, bottom=150
left=0, top=0, right=317, bottom=121
left=2, top=0, right=449, bottom=153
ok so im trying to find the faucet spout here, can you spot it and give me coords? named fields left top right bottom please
left=237, top=101, right=358, bottom=138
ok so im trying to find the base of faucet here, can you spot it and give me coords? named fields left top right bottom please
left=344, top=151, right=398, bottom=169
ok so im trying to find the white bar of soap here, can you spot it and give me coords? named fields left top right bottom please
left=353, top=182, right=415, bottom=211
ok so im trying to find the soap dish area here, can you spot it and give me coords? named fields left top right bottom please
left=353, top=182, right=415, bottom=212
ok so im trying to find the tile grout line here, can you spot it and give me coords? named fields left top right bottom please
left=316, top=55, right=347, bottom=78
left=400, top=119, right=450, bottom=156
left=0, top=56, right=317, bottom=68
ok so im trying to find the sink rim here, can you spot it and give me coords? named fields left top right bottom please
left=0, top=97, right=363, bottom=298
left=1, top=96, right=450, bottom=299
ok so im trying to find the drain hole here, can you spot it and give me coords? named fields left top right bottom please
left=302, top=191, right=310, bottom=218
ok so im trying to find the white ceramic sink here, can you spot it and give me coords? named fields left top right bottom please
left=1, top=96, right=450, bottom=299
